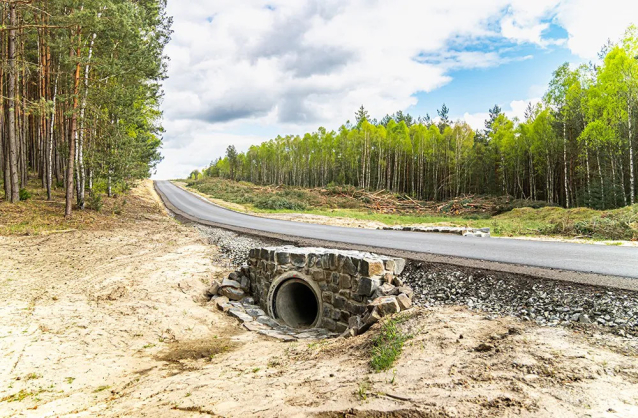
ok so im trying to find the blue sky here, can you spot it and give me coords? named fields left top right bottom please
left=156, top=0, right=638, bottom=179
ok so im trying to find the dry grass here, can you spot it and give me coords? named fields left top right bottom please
left=0, top=178, right=164, bottom=236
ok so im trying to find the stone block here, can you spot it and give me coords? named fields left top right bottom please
left=397, top=293, right=412, bottom=311
left=219, top=286, right=245, bottom=301
left=335, top=322, right=348, bottom=333
left=240, top=276, right=250, bottom=292
left=205, top=281, right=220, bottom=297
left=392, top=258, right=406, bottom=275
left=290, top=252, right=307, bottom=268
left=331, top=309, right=341, bottom=321
left=329, top=253, right=339, bottom=270
left=369, top=296, right=400, bottom=316
left=307, top=253, right=320, bottom=268
left=342, top=257, right=357, bottom=275
left=321, top=318, right=337, bottom=331
left=384, top=259, right=396, bottom=274
left=359, top=259, right=385, bottom=277
left=345, top=300, right=367, bottom=315
left=256, top=316, right=279, bottom=328
left=331, top=272, right=340, bottom=286
left=266, top=262, right=276, bottom=273
left=322, top=291, right=334, bottom=304
left=338, top=289, right=351, bottom=299
left=275, top=251, right=290, bottom=265
left=375, top=283, right=399, bottom=297
left=334, top=295, right=347, bottom=310
left=339, top=274, right=352, bottom=289
left=340, top=310, right=351, bottom=323
left=221, top=278, right=241, bottom=289
left=229, top=308, right=253, bottom=323
left=246, top=307, right=266, bottom=318
left=312, top=269, right=325, bottom=282
left=357, top=277, right=382, bottom=296
left=321, top=254, right=331, bottom=269
left=322, top=304, right=334, bottom=320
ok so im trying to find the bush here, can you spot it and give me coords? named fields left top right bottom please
left=19, top=188, right=31, bottom=201
left=87, top=192, right=103, bottom=212
left=573, top=217, right=634, bottom=240
left=254, top=196, right=307, bottom=211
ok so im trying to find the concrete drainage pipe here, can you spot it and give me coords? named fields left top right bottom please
left=268, top=272, right=322, bottom=329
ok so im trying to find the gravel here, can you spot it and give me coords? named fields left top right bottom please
left=195, top=226, right=638, bottom=338
left=401, top=262, right=638, bottom=338
left=195, top=225, right=277, bottom=266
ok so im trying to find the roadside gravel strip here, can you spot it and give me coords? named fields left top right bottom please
left=195, top=226, right=637, bottom=339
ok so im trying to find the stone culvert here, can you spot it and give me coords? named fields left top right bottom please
left=247, top=246, right=410, bottom=334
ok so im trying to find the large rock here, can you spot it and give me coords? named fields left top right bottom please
left=359, top=259, right=385, bottom=277
left=239, top=276, right=250, bottom=292
left=229, top=308, right=254, bottom=323
left=397, top=293, right=412, bottom=311
left=221, top=278, right=242, bottom=289
left=205, top=281, right=220, bottom=297
left=369, top=296, right=400, bottom=316
left=375, top=283, right=399, bottom=297
left=357, top=277, right=382, bottom=296
left=220, top=286, right=245, bottom=301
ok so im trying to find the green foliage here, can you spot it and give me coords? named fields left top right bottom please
left=18, top=189, right=31, bottom=201
left=254, top=196, right=307, bottom=211
left=370, top=317, right=412, bottom=372
left=87, top=192, right=103, bottom=212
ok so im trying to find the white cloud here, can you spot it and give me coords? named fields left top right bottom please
left=462, top=97, right=542, bottom=130
left=156, top=0, right=637, bottom=179
left=555, top=0, right=638, bottom=59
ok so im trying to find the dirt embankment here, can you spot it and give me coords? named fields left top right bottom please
left=1, top=182, right=637, bottom=417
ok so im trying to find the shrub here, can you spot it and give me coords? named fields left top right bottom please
left=87, top=192, right=103, bottom=212
left=254, top=196, right=307, bottom=211
left=19, top=188, right=31, bottom=201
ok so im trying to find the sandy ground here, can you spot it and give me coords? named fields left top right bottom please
left=1, top=183, right=638, bottom=417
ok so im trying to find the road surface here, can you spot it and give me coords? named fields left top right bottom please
left=155, top=180, right=638, bottom=283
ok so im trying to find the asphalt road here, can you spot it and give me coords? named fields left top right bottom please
left=155, top=180, right=638, bottom=280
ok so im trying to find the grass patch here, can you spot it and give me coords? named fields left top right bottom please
left=156, top=338, right=237, bottom=364
left=0, top=390, right=36, bottom=403
left=370, top=316, right=412, bottom=372
left=0, top=177, right=163, bottom=236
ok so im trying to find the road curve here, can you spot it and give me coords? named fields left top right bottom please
left=155, top=180, right=638, bottom=281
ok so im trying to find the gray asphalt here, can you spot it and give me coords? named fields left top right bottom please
left=155, top=180, right=638, bottom=279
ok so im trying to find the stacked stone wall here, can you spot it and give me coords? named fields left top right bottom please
left=248, top=246, right=408, bottom=333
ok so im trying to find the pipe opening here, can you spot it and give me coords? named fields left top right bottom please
left=273, top=278, right=320, bottom=329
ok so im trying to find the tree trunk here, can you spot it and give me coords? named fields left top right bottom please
left=76, top=32, right=96, bottom=209
left=7, top=3, right=20, bottom=202
left=66, top=33, right=82, bottom=218
left=563, top=121, right=569, bottom=208
left=628, top=103, right=635, bottom=205
left=47, top=63, right=60, bottom=201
